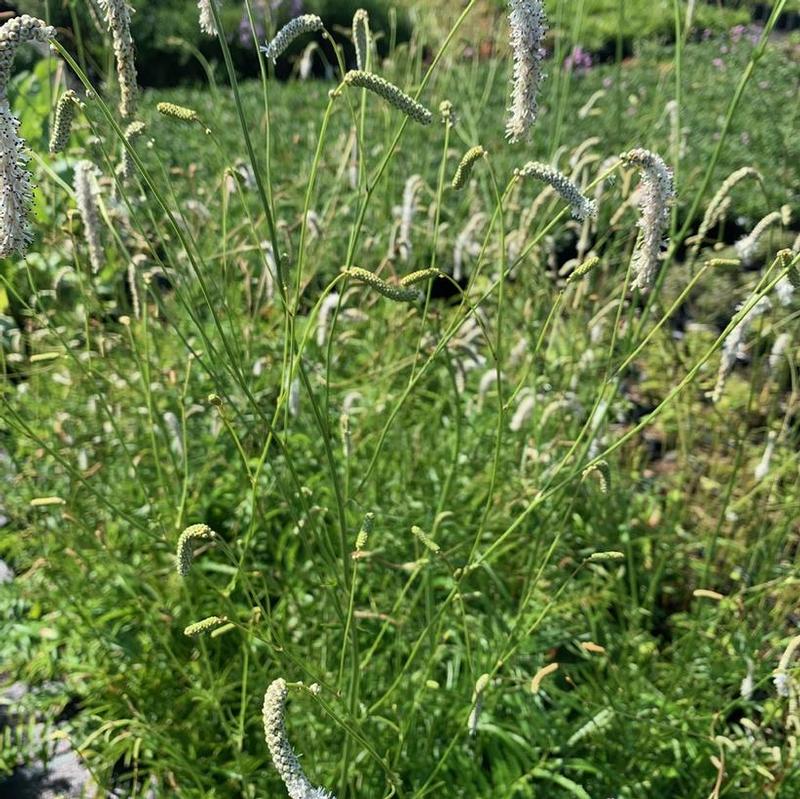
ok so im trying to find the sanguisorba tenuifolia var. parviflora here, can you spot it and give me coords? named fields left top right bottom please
left=9, top=0, right=800, bottom=794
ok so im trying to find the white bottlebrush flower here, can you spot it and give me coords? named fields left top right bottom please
left=197, top=0, right=221, bottom=36
left=754, top=430, right=776, bottom=481
left=0, top=99, right=34, bottom=257
left=262, top=15, right=324, bottom=62
left=710, top=296, right=771, bottom=403
left=516, top=161, right=597, bottom=220
left=316, top=292, right=340, bottom=347
left=620, top=148, right=675, bottom=292
left=288, top=376, right=300, bottom=418
left=98, top=0, right=138, bottom=118
left=740, top=660, right=754, bottom=701
left=735, top=210, right=785, bottom=267
left=768, top=332, right=791, bottom=373
left=352, top=8, right=370, bottom=71
left=505, top=0, right=548, bottom=142
left=468, top=674, right=490, bottom=736
left=0, top=15, right=56, bottom=90
left=510, top=393, right=535, bottom=432
left=0, top=15, right=56, bottom=257
left=263, top=678, right=335, bottom=799
left=398, top=175, right=424, bottom=262
left=691, top=166, right=761, bottom=260
left=74, top=160, right=104, bottom=274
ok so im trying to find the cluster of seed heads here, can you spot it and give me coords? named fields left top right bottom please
left=343, top=71, right=432, bottom=126
left=262, top=678, right=335, bottom=799
left=505, top=0, right=547, bottom=142
left=620, top=148, right=675, bottom=292
left=49, top=90, right=81, bottom=155
left=262, top=15, right=324, bottom=62
left=452, top=146, right=487, bottom=190
left=342, top=266, right=422, bottom=303
left=98, top=0, right=138, bottom=118
left=516, top=161, right=597, bottom=220
left=176, top=523, right=217, bottom=577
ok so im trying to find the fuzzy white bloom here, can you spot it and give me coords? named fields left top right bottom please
left=621, top=148, right=675, bottom=292
left=262, top=15, right=324, bottom=62
left=505, top=0, right=547, bottom=142
left=352, top=8, right=370, bottom=71
left=510, top=393, right=535, bottom=432
left=754, top=430, right=776, bottom=482
left=517, top=161, right=597, bottom=220
left=775, top=276, right=795, bottom=306
left=0, top=16, right=56, bottom=258
left=288, top=376, right=300, bottom=418
left=74, top=160, right=104, bottom=274
left=316, top=292, right=340, bottom=347
left=0, top=15, right=55, bottom=90
left=197, top=0, right=220, bottom=36
left=468, top=674, right=490, bottom=736
left=398, top=175, right=424, bottom=262
left=0, top=99, right=34, bottom=257
left=710, top=296, right=771, bottom=403
left=98, top=0, right=138, bottom=118
left=769, top=332, right=791, bottom=372
left=735, top=210, right=785, bottom=267
left=774, top=635, right=800, bottom=699
left=263, top=679, right=335, bottom=799
left=688, top=167, right=762, bottom=262
left=740, top=661, right=754, bottom=701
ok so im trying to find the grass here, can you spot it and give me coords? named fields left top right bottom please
left=1, top=1, right=800, bottom=797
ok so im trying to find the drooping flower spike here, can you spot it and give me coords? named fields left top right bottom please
left=0, top=15, right=56, bottom=257
left=263, top=678, right=336, bottom=799
left=620, top=148, right=675, bottom=292
left=49, top=90, right=81, bottom=155
left=175, top=523, right=217, bottom=577
left=505, top=0, right=548, bottom=143
left=98, top=0, right=138, bottom=118
left=341, top=266, right=422, bottom=303
left=516, top=161, right=597, bottom=221
left=343, top=71, right=432, bottom=126
left=452, top=146, right=487, bottom=191
left=197, top=0, right=221, bottom=37
left=262, top=15, right=324, bottom=62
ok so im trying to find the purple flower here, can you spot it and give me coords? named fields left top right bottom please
left=730, top=24, right=746, bottom=43
left=564, top=45, right=592, bottom=74
left=712, top=57, right=725, bottom=70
